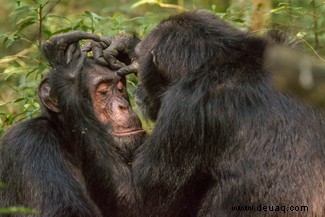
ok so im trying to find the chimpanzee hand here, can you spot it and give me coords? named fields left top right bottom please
left=83, top=34, right=141, bottom=76
left=41, top=31, right=100, bottom=77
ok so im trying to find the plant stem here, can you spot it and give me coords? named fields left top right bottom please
left=177, top=0, right=184, bottom=12
left=311, top=0, right=320, bottom=52
left=38, top=4, right=43, bottom=49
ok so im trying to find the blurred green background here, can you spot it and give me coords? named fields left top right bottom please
left=0, top=0, right=324, bottom=137
left=0, top=1, right=324, bottom=214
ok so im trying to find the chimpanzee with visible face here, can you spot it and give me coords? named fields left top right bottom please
left=0, top=31, right=145, bottom=217
left=101, top=10, right=325, bottom=217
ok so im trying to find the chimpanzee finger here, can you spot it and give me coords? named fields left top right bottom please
left=41, top=40, right=66, bottom=66
left=90, top=37, right=112, bottom=66
left=49, top=31, right=100, bottom=45
left=91, top=45, right=109, bottom=66
left=50, top=31, right=99, bottom=64
left=117, top=61, right=139, bottom=76
left=68, top=51, right=88, bottom=78
left=65, top=43, right=81, bottom=64
left=103, top=48, right=123, bottom=70
left=42, top=31, right=100, bottom=67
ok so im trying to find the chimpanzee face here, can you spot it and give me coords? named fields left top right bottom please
left=39, top=58, right=145, bottom=138
left=83, top=60, right=145, bottom=137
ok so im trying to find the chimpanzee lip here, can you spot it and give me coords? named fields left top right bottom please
left=112, top=129, right=146, bottom=137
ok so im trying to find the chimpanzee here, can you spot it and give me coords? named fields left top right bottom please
left=0, top=31, right=146, bottom=217
left=99, top=10, right=325, bottom=217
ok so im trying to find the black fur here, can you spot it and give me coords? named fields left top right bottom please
left=0, top=59, right=144, bottom=217
left=133, top=10, right=325, bottom=217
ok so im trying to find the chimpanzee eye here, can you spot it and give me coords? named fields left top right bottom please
left=99, top=89, right=108, bottom=95
left=97, top=83, right=110, bottom=97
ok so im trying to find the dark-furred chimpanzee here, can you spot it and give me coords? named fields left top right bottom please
left=0, top=32, right=145, bottom=217
left=104, top=10, right=325, bottom=217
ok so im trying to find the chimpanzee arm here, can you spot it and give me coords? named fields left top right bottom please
left=42, top=31, right=100, bottom=78
left=0, top=118, right=103, bottom=217
left=40, top=31, right=100, bottom=113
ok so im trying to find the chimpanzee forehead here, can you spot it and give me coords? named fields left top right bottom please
left=87, top=70, right=119, bottom=88
left=82, top=59, right=118, bottom=80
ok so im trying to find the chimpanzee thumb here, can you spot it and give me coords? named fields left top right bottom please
left=117, top=61, right=139, bottom=76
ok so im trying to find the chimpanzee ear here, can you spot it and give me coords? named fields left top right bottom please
left=151, top=49, right=158, bottom=66
left=38, top=78, right=60, bottom=113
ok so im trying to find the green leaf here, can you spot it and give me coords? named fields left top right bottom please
left=131, top=0, right=159, bottom=9
left=270, top=6, right=287, bottom=14
left=14, top=5, right=36, bottom=19
left=16, top=16, right=37, bottom=26
left=297, top=31, right=307, bottom=39
left=26, top=67, right=38, bottom=78
left=6, top=114, right=14, bottom=124
left=84, top=11, right=101, bottom=20
left=2, top=31, right=20, bottom=48
left=36, top=0, right=45, bottom=4
left=14, top=98, right=25, bottom=103
left=4, top=72, right=18, bottom=80
left=0, top=181, right=7, bottom=188
left=16, top=17, right=37, bottom=31
left=24, top=103, right=31, bottom=110
left=0, top=207, right=39, bottom=215
left=231, top=18, right=245, bottom=23
left=33, top=102, right=40, bottom=109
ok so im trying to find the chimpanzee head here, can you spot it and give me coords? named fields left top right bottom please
left=134, top=10, right=266, bottom=121
left=38, top=58, right=145, bottom=157
left=134, top=10, right=227, bottom=120
left=38, top=31, right=146, bottom=162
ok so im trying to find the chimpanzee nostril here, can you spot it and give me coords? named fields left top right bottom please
left=118, top=105, right=127, bottom=111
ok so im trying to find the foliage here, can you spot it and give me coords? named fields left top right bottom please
left=0, top=0, right=324, bottom=136
left=0, top=0, right=324, bottom=213
left=271, top=0, right=325, bottom=59
left=131, top=0, right=185, bottom=11
left=0, top=0, right=158, bottom=138
left=0, top=207, right=39, bottom=215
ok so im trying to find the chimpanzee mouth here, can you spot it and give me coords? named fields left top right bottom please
left=112, top=129, right=146, bottom=137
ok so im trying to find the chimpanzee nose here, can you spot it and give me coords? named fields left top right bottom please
left=112, top=97, right=130, bottom=112
left=109, top=96, right=143, bottom=132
